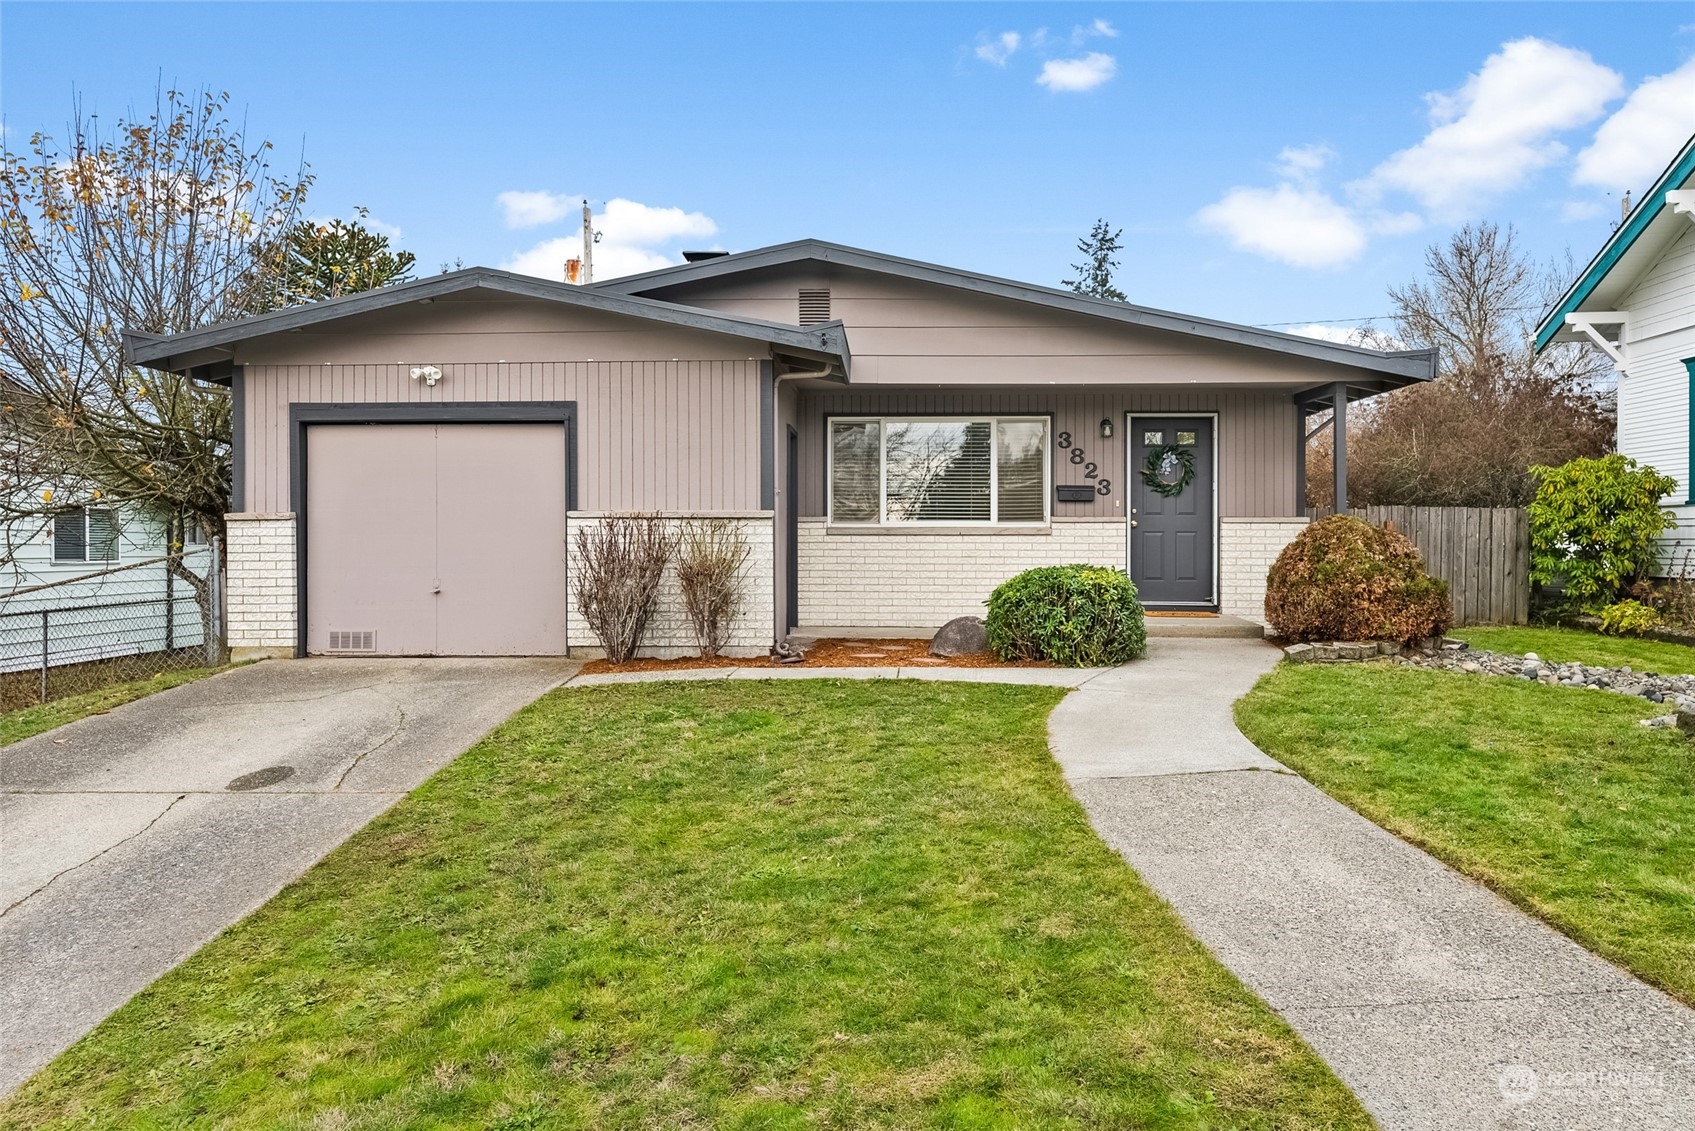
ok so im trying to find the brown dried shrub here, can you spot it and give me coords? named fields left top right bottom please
left=571, top=514, right=674, bottom=663
left=675, top=518, right=752, bottom=659
left=1265, top=515, right=1453, bottom=643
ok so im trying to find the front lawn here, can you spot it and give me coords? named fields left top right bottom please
left=4, top=680, right=1367, bottom=1130
left=1453, top=625, right=1695, bottom=674
left=0, top=666, right=227, bottom=747
left=1237, top=663, right=1695, bottom=1006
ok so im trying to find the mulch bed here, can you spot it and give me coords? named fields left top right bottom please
left=579, top=638, right=1055, bottom=675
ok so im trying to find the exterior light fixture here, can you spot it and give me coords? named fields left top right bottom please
left=1099, top=418, right=1114, bottom=439
left=410, top=364, right=443, bottom=387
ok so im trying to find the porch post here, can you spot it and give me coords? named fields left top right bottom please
left=1331, top=382, right=1348, bottom=513
left=1294, top=403, right=1307, bottom=513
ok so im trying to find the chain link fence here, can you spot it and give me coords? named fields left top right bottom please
left=0, top=543, right=224, bottom=709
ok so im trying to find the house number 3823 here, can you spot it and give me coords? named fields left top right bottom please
left=1056, top=432, right=1112, bottom=495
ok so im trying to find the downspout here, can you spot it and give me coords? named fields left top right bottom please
left=770, top=360, right=837, bottom=649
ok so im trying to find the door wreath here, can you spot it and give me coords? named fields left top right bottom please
left=1140, top=444, right=1196, bottom=497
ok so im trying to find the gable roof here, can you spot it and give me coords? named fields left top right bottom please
left=1535, top=133, right=1695, bottom=352
left=123, top=267, right=850, bottom=382
left=592, top=238, right=1440, bottom=384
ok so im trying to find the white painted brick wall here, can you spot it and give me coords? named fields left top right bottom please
left=795, top=519, right=1126, bottom=628
left=225, top=513, right=297, bottom=655
left=566, top=514, right=774, bottom=659
left=1218, top=517, right=1308, bottom=624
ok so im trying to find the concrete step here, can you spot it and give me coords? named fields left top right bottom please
left=1144, top=615, right=1266, bottom=639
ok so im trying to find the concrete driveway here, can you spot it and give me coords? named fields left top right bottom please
left=0, top=657, right=575, bottom=1095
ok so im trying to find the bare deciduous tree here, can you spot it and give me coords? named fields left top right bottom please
left=0, top=87, right=312, bottom=635
left=1308, top=223, right=1614, bottom=509
left=571, top=515, right=674, bottom=663
left=676, top=519, right=751, bottom=658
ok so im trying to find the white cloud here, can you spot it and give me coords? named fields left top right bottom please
left=1037, top=52, right=1117, bottom=93
left=974, top=31, right=1020, bottom=65
left=1573, top=57, right=1695, bottom=191
left=500, top=197, right=719, bottom=282
left=1366, top=38, right=1623, bottom=216
left=1082, top=18, right=1117, bottom=40
left=1560, top=199, right=1606, bottom=222
left=1197, top=184, right=1367, bottom=268
left=1276, top=144, right=1335, bottom=181
left=497, top=189, right=580, bottom=229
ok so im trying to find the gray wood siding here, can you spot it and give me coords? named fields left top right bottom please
left=649, top=264, right=1366, bottom=387
left=243, top=361, right=763, bottom=513
left=796, top=387, right=1298, bottom=519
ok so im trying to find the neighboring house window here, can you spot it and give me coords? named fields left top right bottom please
left=828, top=417, right=1049, bottom=524
left=52, top=507, right=120, bottom=564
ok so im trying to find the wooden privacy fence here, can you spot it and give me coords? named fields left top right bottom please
left=1307, top=506, right=1531, bottom=626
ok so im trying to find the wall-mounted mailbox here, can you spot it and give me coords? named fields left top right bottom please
left=1056, top=484, right=1096, bottom=503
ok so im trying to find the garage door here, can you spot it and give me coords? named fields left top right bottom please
left=305, top=423, right=568, bottom=655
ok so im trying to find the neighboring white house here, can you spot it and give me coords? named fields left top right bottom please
left=0, top=501, right=213, bottom=676
left=1537, top=133, right=1695, bottom=566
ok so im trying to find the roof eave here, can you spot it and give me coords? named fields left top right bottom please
left=593, top=239, right=1442, bottom=382
left=1534, top=133, right=1695, bottom=353
left=123, top=269, right=850, bottom=376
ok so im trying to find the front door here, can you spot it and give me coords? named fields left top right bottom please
left=1129, top=416, right=1215, bottom=607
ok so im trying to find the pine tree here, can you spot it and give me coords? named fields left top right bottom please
left=1063, top=219, right=1127, bottom=302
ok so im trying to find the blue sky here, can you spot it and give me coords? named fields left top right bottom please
left=3, top=2, right=1692, bottom=338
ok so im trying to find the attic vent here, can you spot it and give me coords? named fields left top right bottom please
left=798, top=288, right=831, bottom=326
left=327, top=630, right=376, bottom=652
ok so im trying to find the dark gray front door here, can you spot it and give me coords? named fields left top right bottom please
left=1129, top=416, right=1215, bottom=607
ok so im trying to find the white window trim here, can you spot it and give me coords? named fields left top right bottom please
left=51, top=506, right=122, bottom=566
left=828, top=415, right=1052, bottom=526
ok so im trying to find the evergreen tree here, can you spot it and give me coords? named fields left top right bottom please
left=1063, top=219, right=1127, bottom=302
left=269, top=206, right=416, bottom=306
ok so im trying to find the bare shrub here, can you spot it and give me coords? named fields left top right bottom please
left=676, top=519, right=752, bottom=658
left=571, top=515, right=673, bottom=663
left=1306, top=223, right=1613, bottom=509
left=1652, top=550, right=1695, bottom=630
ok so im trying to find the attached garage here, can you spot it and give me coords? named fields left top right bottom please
left=299, top=407, right=573, bottom=656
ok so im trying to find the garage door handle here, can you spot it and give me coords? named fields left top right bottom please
left=432, top=580, right=441, bottom=594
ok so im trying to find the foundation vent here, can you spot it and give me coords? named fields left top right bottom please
left=327, top=630, right=377, bottom=652
left=798, top=288, right=831, bottom=326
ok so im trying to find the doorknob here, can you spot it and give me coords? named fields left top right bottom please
left=1130, top=520, right=1139, bottom=528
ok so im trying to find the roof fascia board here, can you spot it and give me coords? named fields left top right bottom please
left=1535, top=135, right=1695, bottom=352
left=124, top=269, right=847, bottom=373
left=594, top=240, right=1439, bottom=382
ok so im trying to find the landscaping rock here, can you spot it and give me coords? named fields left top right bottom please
left=929, top=616, right=990, bottom=657
left=1335, top=642, right=1377, bottom=661
left=1377, top=641, right=1403, bottom=656
left=1641, top=714, right=1677, bottom=728
left=1395, top=641, right=1695, bottom=711
left=1283, top=643, right=1316, bottom=663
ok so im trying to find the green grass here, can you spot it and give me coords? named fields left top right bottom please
left=1237, top=663, right=1695, bottom=1006
left=0, top=667, right=226, bottom=747
left=1452, top=625, right=1695, bottom=674
left=2, top=681, right=1368, bottom=1130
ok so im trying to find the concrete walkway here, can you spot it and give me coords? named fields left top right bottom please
left=0, top=657, right=575, bottom=1095
left=1055, top=637, right=1695, bottom=1130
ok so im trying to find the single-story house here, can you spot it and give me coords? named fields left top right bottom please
left=1536, top=133, right=1695, bottom=564
left=124, top=240, right=1437, bottom=660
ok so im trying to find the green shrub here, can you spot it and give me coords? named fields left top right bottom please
left=1598, top=599, right=1662, bottom=637
left=985, top=565, right=1146, bottom=666
left=1265, top=515, right=1453, bottom=643
left=1528, top=455, right=1678, bottom=609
